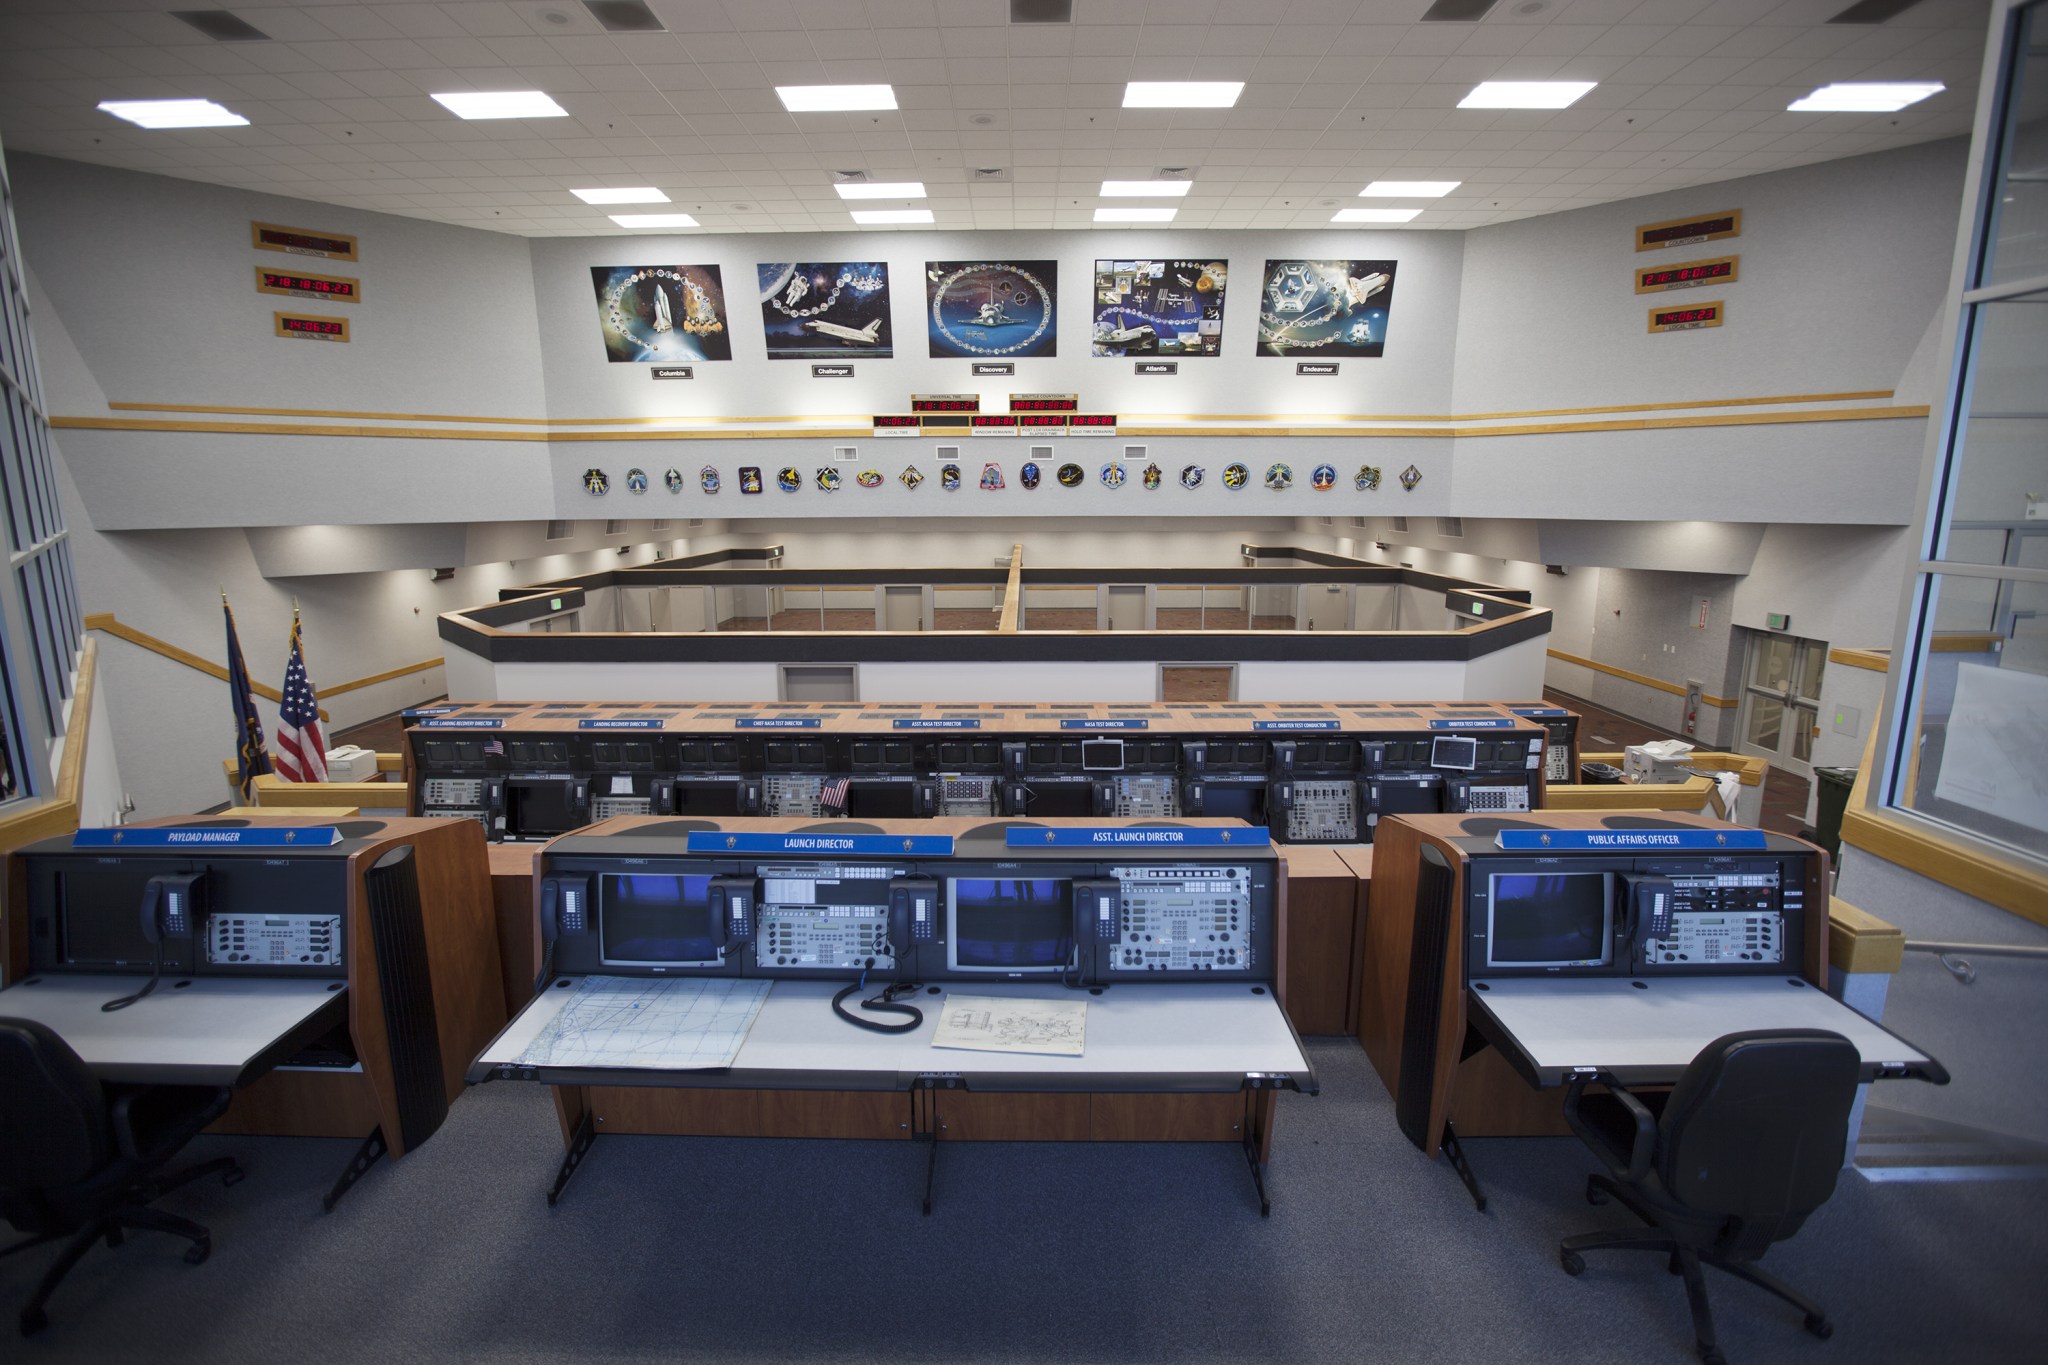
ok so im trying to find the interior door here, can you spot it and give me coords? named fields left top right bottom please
left=883, top=585, right=924, bottom=631
left=1736, top=630, right=1829, bottom=779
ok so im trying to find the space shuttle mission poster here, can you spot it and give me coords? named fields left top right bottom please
left=925, top=260, right=1059, bottom=359
left=758, top=262, right=893, bottom=360
left=591, top=264, right=732, bottom=363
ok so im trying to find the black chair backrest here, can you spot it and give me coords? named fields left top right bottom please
left=0, top=1017, right=112, bottom=1194
left=1658, top=1028, right=1860, bottom=1220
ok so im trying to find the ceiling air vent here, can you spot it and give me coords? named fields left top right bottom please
left=545, top=520, right=573, bottom=540
left=583, top=0, right=665, bottom=32
left=171, top=10, right=271, bottom=41
left=1436, top=516, right=1464, bottom=537
left=604, top=519, right=626, bottom=535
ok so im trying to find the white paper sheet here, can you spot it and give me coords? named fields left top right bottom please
left=1933, top=662, right=2048, bottom=836
left=931, top=993, right=1087, bottom=1057
left=515, top=975, right=772, bottom=1070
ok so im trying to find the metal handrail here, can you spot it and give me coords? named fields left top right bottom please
left=1904, top=938, right=2048, bottom=987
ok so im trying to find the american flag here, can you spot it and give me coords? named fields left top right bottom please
left=274, top=608, right=329, bottom=782
left=820, top=777, right=850, bottom=812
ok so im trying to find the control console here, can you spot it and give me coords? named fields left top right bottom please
left=207, top=912, right=344, bottom=970
left=1107, top=864, right=1254, bottom=974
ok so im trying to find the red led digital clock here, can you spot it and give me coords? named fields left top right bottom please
left=1636, top=256, right=1738, bottom=294
left=1647, top=301, right=1724, bottom=333
left=1067, top=413, right=1117, bottom=427
left=910, top=393, right=980, bottom=413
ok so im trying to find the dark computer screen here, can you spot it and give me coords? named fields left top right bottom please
left=846, top=781, right=915, bottom=818
left=671, top=781, right=743, bottom=816
left=1486, top=872, right=1613, bottom=968
left=1431, top=736, right=1479, bottom=771
left=949, top=878, right=1073, bottom=972
left=1081, top=740, right=1124, bottom=771
left=1201, top=787, right=1263, bottom=822
left=57, top=864, right=163, bottom=968
left=1021, top=783, right=1093, bottom=817
left=506, top=779, right=584, bottom=839
left=1375, top=777, right=1443, bottom=816
left=600, top=873, right=719, bottom=965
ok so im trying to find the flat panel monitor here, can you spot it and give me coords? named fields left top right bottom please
left=1431, top=736, right=1478, bottom=771
left=1021, top=783, right=1093, bottom=817
left=1201, top=787, right=1262, bottom=822
left=506, top=778, right=584, bottom=839
left=947, top=877, right=1074, bottom=974
left=846, top=781, right=916, bottom=818
left=671, top=780, right=743, bottom=816
left=600, top=873, right=720, bottom=967
left=1375, top=776, right=1443, bottom=816
left=55, top=862, right=168, bottom=970
left=1486, top=871, right=1614, bottom=969
left=1081, top=740, right=1124, bottom=772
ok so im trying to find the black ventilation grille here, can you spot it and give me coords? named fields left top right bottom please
left=1828, top=0, right=1925, bottom=22
left=1419, top=0, right=1500, bottom=19
left=584, top=0, right=665, bottom=32
left=364, top=846, right=448, bottom=1153
left=172, top=10, right=271, bottom=41
left=1395, top=848, right=1457, bottom=1151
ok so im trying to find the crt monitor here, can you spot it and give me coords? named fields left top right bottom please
left=846, top=781, right=916, bottom=818
left=671, top=780, right=744, bottom=817
left=505, top=778, right=585, bottom=840
left=947, top=877, right=1074, bottom=974
left=1485, top=871, right=1614, bottom=970
left=600, top=873, right=720, bottom=967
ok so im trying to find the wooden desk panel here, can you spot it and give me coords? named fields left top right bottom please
left=1278, top=845, right=1367, bottom=1035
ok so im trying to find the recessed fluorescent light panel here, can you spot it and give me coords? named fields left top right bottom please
left=96, top=99, right=248, bottom=129
left=1123, top=82, right=1243, bottom=108
left=1787, top=82, right=1944, bottom=112
left=777, top=85, right=897, bottom=112
left=851, top=209, right=935, bottom=224
left=834, top=181, right=927, bottom=199
left=431, top=90, right=569, bottom=119
left=1101, top=180, right=1193, bottom=197
left=1332, top=208, right=1423, bottom=223
left=1361, top=181, right=1459, bottom=198
left=1457, top=81, right=1596, bottom=109
left=608, top=213, right=700, bottom=228
left=572, top=187, right=668, bottom=204
left=1095, top=207, right=1178, bottom=222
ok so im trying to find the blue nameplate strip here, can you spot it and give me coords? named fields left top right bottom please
left=416, top=717, right=503, bottom=729
left=1508, top=707, right=1571, bottom=717
left=892, top=718, right=982, bottom=730
left=1006, top=827, right=1270, bottom=848
left=1254, top=720, right=1339, bottom=732
left=1060, top=719, right=1149, bottom=730
left=403, top=706, right=459, bottom=718
left=1428, top=718, right=1517, bottom=730
left=735, top=718, right=822, bottom=729
left=580, top=718, right=665, bottom=730
left=1495, top=829, right=1770, bottom=852
left=686, top=832, right=955, bottom=856
left=74, top=826, right=343, bottom=849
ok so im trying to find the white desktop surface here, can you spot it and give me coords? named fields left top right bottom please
left=0, top=974, right=345, bottom=1086
left=1468, top=976, right=1935, bottom=1084
left=474, top=978, right=1311, bottom=1089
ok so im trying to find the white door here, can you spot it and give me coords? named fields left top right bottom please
left=1736, top=631, right=1829, bottom=779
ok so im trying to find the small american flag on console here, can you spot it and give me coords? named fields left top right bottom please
left=274, top=608, right=329, bottom=782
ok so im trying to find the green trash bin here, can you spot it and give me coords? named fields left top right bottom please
left=1814, top=766, right=1857, bottom=859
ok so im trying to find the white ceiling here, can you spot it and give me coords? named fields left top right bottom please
left=0, top=0, right=1993, bottom=236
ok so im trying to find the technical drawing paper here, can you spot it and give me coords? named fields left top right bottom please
left=931, top=994, right=1087, bottom=1057
left=1934, top=662, right=2048, bottom=835
left=516, top=976, right=772, bottom=1070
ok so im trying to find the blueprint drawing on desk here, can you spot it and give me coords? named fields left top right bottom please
left=932, top=994, right=1087, bottom=1057
left=516, top=976, right=772, bottom=1070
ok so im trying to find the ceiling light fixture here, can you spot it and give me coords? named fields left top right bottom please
left=583, top=0, right=665, bottom=31
left=851, top=208, right=935, bottom=224
left=1332, top=208, right=1423, bottom=223
left=170, top=10, right=271, bottom=41
left=1095, top=207, right=1178, bottom=222
left=834, top=181, right=927, bottom=199
left=608, top=213, right=700, bottom=228
left=430, top=90, right=569, bottom=119
left=1122, top=82, right=1243, bottom=108
left=777, top=85, right=897, bottom=112
left=96, top=98, right=249, bottom=129
left=1101, top=180, right=1193, bottom=197
left=1361, top=180, right=1459, bottom=197
left=1787, top=81, right=1944, bottom=112
left=1457, top=81, right=1596, bottom=109
left=572, top=187, right=668, bottom=204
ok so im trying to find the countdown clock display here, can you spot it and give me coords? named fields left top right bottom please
left=256, top=267, right=359, bottom=303
left=1647, top=301, right=1725, bottom=333
left=872, top=414, right=922, bottom=438
left=1636, top=256, right=1738, bottom=294
left=273, top=311, right=349, bottom=342
left=1065, top=413, right=1118, bottom=436
left=926, top=261, right=1058, bottom=358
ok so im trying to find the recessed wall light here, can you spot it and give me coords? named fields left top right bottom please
left=1361, top=180, right=1460, bottom=197
left=572, top=187, right=668, bottom=204
left=1332, top=208, right=1423, bottom=223
left=777, top=85, right=897, bottom=112
left=1101, top=180, right=1193, bottom=197
left=1095, top=207, right=1178, bottom=222
left=851, top=209, right=935, bottom=224
left=96, top=99, right=249, bottom=129
left=1787, top=82, right=1944, bottom=112
left=1457, top=81, right=1595, bottom=109
left=1123, top=82, right=1243, bottom=108
left=608, top=213, right=700, bottom=228
left=430, top=90, right=569, bottom=119
left=834, top=181, right=927, bottom=199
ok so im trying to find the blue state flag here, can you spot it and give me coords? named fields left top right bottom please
left=224, top=596, right=272, bottom=800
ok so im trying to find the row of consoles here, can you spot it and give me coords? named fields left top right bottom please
left=3, top=810, right=1933, bottom=1223
left=406, top=702, right=1579, bottom=846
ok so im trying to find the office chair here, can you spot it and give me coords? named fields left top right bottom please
left=1557, top=1028, right=1862, bottom=1365
left=0, top=1017, right=244, bottom=1335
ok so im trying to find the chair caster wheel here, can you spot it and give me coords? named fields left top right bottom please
left=1806, top=1315, right=1834, bottom=1339
left=1585, top=1178, right=1609, bottom=1206
left=183, top=1239, right=211, bottom=1266
left=20, top=1306, right=49, bottom=1336
left=1560, top=1250, right=1585, bottom=1277
left=222, top=1165, right=246, bottom=1187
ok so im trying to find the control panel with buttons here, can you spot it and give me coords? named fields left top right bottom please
left=1106, top=864, right=1254, bottom=975
left=1643, top=910, right=1783, bottom=966
left=753, top=864, right=902, bottom=973
left=207, top=912, right=344, bottom=973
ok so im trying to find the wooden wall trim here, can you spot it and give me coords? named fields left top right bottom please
left=1829, top=646, right=1890, bottom=671
left=53, top=637, right=95, bottom=808
left=1545, top=649, right=1737, bottom=707
left=998, top=544, right=1023, bottom=634
left=87, top=613, right=429, bottom=716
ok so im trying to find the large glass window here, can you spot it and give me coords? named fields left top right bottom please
left=1880, top=0, right=2048, bottom=861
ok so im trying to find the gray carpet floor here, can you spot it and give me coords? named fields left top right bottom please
left=5, top=1037, right=2043, bottom=1364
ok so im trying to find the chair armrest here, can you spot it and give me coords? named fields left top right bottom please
left=1564, top=1072, right=1658, bottom=1184
left=108, top=1090, right=147, bottom=1163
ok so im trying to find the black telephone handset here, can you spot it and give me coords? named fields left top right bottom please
left=1073, top=877, right=1122, bottom=943
left=1628, top=874, right=1677, bottom=954
left=540, top=874, right=592, bottom=942
left=892, top=876, right=940, bottom=943
left=141, top=872, right=202, bottom=945
left=709, top=876, right=756, bottom=946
